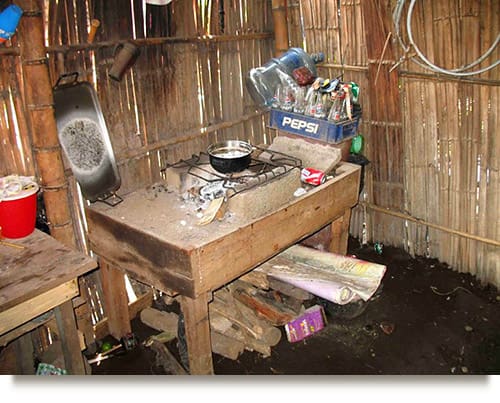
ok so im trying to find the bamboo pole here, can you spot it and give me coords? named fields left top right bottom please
left=116, top=109, right=267, bottom=163
left=361, top=0, right=404, bottom=248
left=361, top=202, right=500, bottom=248
left=272, top=0, right=289, bottom=56
left=400, top=70, right=500, bottom=87
left=0, top=32, right=274, bottom=57
left=17, top=0, right=76, bottom=249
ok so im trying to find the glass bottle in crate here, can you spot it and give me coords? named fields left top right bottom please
left=293, top=86, right=306, bottom=114
left=304, top=90, right=318, bottom=117
left=327, top=90, right=346, bottom=122
left=281, top=84, right=295, bottom=112
left=271, top=84, right=283, bottom=109
left=313, top=92, right=327, bottom=119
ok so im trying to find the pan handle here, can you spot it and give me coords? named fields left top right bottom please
left=54, top=72, right=79, bottom=89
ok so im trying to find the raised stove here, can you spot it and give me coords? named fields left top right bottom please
left=162, top=146, right=304, bottom=221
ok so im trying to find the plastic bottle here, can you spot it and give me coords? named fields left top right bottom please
left=246, top=48, right=325, bottom=107
left=0, top=5, right=23, bottom=43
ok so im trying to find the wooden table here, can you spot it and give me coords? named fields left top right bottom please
left=0, top=229, right=98, bottom=374
left=86, top=161, right=361, bottom=374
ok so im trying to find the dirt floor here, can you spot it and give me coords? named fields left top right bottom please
left=89, top=237, right=500, bottom=376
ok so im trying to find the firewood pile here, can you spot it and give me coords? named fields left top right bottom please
left=209, top=275, right=314, bottom=360
left=140, top=246, right=385, bottom=365
left=140, top=272, right=317, bottom=363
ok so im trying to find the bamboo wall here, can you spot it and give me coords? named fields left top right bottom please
left=288, top=0, right=499, bottom=286
left=0, top=0, right=498, bottom=288
left=43, top=0, right=274, bottom=195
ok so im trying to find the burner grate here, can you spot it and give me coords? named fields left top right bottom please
left=161, top=146, right=302, bottom=199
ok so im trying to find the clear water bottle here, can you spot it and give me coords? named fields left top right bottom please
left=246, top=48, right=325, bottom=107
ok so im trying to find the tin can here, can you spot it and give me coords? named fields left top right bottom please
left=300, top=167, right=326, bottom=186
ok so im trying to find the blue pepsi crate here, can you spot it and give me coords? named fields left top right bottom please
left=269, top=108, right=361, bottom=144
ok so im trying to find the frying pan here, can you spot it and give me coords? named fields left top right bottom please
left=53, top=73, right=121, bottom=204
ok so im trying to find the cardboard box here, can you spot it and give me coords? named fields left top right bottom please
left=284, top=305, right=326, bottom=343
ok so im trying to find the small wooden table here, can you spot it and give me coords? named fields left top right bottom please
left=86, top=162, right=361, bottom=374
left=0, top=229, right=98, bottom=374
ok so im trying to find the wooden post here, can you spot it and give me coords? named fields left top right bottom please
left=272, top=0, right=289, bottom=56
left=329, top=209, right=352, bottom=255
left=17, top=0, right=76, bottom=248
left=54, top=300, right=87, bottom=374
left=180, top=293, right=214, bottom=375
left=99, top=260, right=132, bottom=340
left=15, top=333, right=35, bottom=374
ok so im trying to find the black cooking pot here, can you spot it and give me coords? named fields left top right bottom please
left=207, top=140, right=253, bottom=174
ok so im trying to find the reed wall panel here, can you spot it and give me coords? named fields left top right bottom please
left=289, top=0, right=499, bottom=287
left=0, top=0, right=498, bottom=287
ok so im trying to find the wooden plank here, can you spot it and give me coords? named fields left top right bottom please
left=179, top=293, right=213, bottom=375
left=0, top=229, right=98, bottom=312
left=99, top=260, right=131, bottom=340
left=0, top=279, right=78, bottom=335
left=15, top=332, right=35, bottom=374
left=86, top=210, right=196, bottom=296
left=54, top=299, right=86, bottom=374
left=0, top=312, right=53, bottom=347
left=328, top=208, right=352, bottom=255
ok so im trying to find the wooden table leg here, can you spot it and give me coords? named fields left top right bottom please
left=99, top=259, right=131, bottom=340
left=180, top=293, right=213, bottom=375
left=54, top=300, right=86, bottom=374
left=15, top=332, right=35, bottom=374
left=328, top=208, right=352, bottom=255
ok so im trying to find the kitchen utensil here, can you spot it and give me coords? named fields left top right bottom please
left=53, top=73, right=122, bottom=204
left=207, top=140, right=253, bottom=174
left=109, top=41, right=140, bottom=82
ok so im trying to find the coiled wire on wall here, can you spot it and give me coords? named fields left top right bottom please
left=393, top=0, right=499, bottom=76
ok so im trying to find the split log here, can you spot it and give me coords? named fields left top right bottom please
left=239, top=270, right=270, bottom=290
left=149, top=340, right=188, bottom=375
left=140, top=307, right=178, bottom=334
left=231, top=286, right=296, bottom=326
left=267, top=277, right=313, bottom=301
left=210, top=297, right=262, bottom=339
left=214, top=287, right=282, bottom=346
left=209, top=312, right=272, bottom=357
left=210, top=331, right=245, bottom=361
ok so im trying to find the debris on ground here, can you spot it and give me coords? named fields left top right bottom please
left=379, top=321, right=395, bottom=335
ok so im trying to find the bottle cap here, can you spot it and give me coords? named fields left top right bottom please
left=311, top=52, right=325, bottom=64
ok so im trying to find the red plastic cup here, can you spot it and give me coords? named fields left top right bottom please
left=0, top=183, right=39, bottom=239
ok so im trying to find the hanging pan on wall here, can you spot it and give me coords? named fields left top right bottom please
left=53, top=72, right=122, bottom=206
